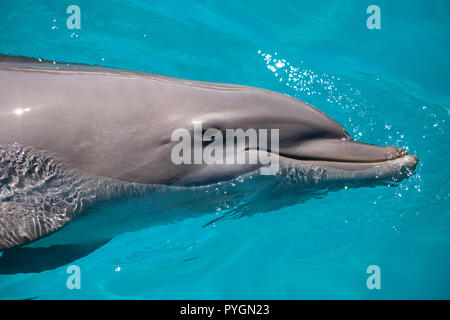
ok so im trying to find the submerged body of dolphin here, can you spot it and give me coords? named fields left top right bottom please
left=0, top=55, right=418, bottom=251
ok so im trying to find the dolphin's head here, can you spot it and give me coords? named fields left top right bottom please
left=168, top=89, right=418, bottom=187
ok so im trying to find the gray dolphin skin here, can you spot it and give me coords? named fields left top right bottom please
left=0, top=55, right=418, bottom=250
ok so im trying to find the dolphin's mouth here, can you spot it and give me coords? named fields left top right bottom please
left=278, top=138, right=410, bottom=164
left=279, top=152, right=418, bottom=170
left=274, top=138, right=418, bottom=183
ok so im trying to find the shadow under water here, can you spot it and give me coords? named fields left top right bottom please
left=0, top=169, right=403, bottom=274
left=0, top=240, right=110, bottom=274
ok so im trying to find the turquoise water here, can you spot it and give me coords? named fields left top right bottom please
left=0, top=0, right=449, bottom=299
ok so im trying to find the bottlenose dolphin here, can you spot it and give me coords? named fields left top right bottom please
left=0, top=55, right=418, bottom=251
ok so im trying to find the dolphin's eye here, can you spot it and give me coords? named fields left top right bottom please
left=202, top=130, right=215, bottom=145
left=202, top=128, right=221, bottom=145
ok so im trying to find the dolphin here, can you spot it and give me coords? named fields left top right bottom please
left=0, top=55, right=418, bottom=251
